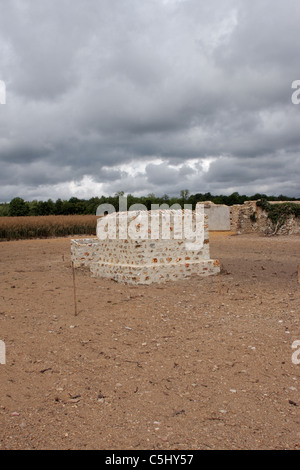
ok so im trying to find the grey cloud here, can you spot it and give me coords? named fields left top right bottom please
left=146, top=162, right=182, bottom=185
left=0, top=0, right=300, bottom=202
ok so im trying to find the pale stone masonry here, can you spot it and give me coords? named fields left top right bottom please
left=201, top=200, right=300, bottom=235
left=71, top=206, right=220, bottom=285
left=70, top=200, right=299, bottom=285
left=230, top=201, right=300, bottom=235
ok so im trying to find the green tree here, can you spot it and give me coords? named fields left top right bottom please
left=0, top=203, right=10, bottom=216
left=180, top=189, right=190, bottom=205
left=9, top=197, right=29, bottom=216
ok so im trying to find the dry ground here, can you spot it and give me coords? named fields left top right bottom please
left=0, top=232, right=299, bottom=450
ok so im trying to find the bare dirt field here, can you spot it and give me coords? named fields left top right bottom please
left=0, top=232, right=299, bottom=450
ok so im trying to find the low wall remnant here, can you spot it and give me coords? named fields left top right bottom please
left=71, top=206, right=220, bottom=285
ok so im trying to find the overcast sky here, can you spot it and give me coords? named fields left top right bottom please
left=0, top=0, right=300, bottom=202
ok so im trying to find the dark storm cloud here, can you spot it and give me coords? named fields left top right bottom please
left=146, top=163, right=179, bottom=185
left=0, top=0, right=300, bottom=201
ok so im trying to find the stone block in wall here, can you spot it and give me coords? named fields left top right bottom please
left=71, top=239, right=99, bottom=267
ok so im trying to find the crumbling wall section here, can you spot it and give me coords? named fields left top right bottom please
left=230, top=201, right=300, bottom=235
left=71, top=207, right=220, bottom=285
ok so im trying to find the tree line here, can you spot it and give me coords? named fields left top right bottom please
left=0, top=191, right=299, bottom=217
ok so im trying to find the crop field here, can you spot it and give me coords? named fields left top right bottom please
left=0, top=215, right=97, bottom=240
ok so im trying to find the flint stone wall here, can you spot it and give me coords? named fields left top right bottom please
left=71, top=207, right=220, bottom=285
left=230, top=201, right=300, bottom=235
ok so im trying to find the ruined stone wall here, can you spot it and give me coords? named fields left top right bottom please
left=230, top=201, right=259, bottom=233
left=71, top=207, right=220, bottom=285
left=230, top=201, right=300, bottom=235
left=204, top=203, right=231, bottom=231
